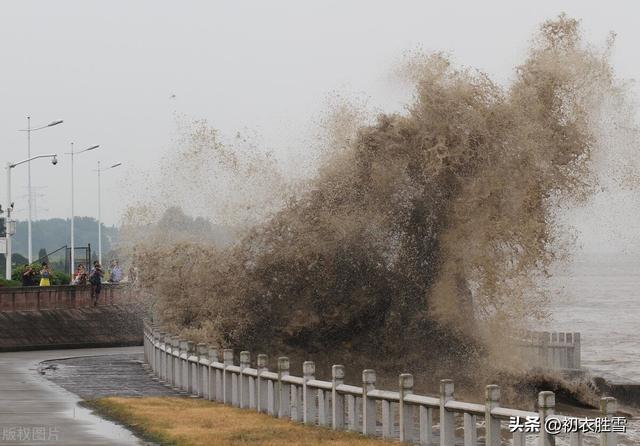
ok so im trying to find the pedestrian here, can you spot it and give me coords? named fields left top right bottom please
left=39, top=262, right=51, bottom=287
left=22, top=265, right=36, bottom=287
left=73, top=264, right=88, bottom=286
left=109, top=259, right=122, bottom=283
left=89, top=261, right=103, bottom=306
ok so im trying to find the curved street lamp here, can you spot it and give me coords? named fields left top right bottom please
left=65, top=143, right=100, bottom=271
left=18, top=118, right=64, bottom=263
left=4, top=154, right=58, bottom=279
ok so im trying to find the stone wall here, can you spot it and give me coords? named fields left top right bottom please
left=0, top=304, right=144, bottom=351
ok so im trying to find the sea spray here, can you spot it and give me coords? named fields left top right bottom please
left=122, top=15, right=638, bottom=388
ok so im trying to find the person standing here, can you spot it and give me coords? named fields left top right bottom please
left=73, top=264, right=88, bottom=285
left=22, top=265, right=36, bottom=287
left=109, top=260, right=123, bottom=283
left=89, top=261, right=103, bottom=306
left=39, top=262, right=51, bottom=287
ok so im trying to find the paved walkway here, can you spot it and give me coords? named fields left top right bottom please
left=0, top=347, right=145, bottom=445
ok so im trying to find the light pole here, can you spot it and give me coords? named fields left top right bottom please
left=18, top=118, right=63, bottom=263
left=5, top=154, right=58, bottom=280
left=67, top=143, right=99, bottom=272
left=96, top=161, right=122, bottom=265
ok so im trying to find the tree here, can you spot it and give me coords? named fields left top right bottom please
left=37, top=248, right=49, bottom=264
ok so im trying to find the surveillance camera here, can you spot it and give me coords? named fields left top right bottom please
left=52, top=156, right=58, bottom=165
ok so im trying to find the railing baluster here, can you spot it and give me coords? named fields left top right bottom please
left=463, top=413, right=477, bottom=446
left=419, top=406, right=433, bottom=445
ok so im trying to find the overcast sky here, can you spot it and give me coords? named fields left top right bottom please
left=0, top=1, right=638, bottom=253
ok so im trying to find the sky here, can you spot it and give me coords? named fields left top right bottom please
left=0, top=1, right=638, bottom=253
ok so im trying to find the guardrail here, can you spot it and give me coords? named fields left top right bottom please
left=143, top=322, right=620, bottom=445
left=0, top=284, right=134, bottom=312
left=518, top=331, right=581, bottom=370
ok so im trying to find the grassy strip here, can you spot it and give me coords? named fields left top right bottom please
left=86, top=396, right=398, bottom=446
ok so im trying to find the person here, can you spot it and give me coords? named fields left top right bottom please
left=39, top=262, right=51, bottom=287
left=109, top=260, right=123, bottom=283
left=73, top=264, right=88, bottom=286
left=22, top=265, right=36, bottom=287
left=89, top=261, right=103, bottom=306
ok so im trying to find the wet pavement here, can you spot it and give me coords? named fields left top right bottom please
left=0, top=346, right=159, bottom=445
left=40, top=352, right=179, bottom=399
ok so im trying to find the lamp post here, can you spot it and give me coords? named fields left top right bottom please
left=18, top=118, right=63, bottom=263
left=5, top=154, right=58, bottom=280
left=96, top=161, right=122, bottom=265
left=67, top=143, right=99, bottom=272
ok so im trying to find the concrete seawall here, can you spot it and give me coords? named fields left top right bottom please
left=0, top=304, right=144, bottom=351
left=0, top=284, right=145, bottom=351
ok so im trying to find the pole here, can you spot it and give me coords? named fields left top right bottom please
left=98, top=161, right=102, bottom=265
left=70, top=143, right=75, bottom=271
left=27, top=116, right=32, bottom=264
left=5, top=163, right=12, bottom=280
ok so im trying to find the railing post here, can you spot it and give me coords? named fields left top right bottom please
left=303, top=361, right=316, bottom=425
left=240, top=351, right=250, bottom=409
left=399, top=373, right=415, bottom=442
left=600, top=397, right=617, bottom=446
left=186, top=341, right=195, bottom=394
left=538, top=391, right=555, bottom=446
left=197, top=343, right=208, bottom=397
left=179, top=340, right=188, bottom=393
left=485, top=385, right=500, bottom=446
left=362, top=369, right=376, bottom=436
left=574, top=332, right=581, bottom=369
left=208, top=345, right=219, bottom=401
left=277, top=357, right=290, bottom=418
left=159, top=332, right=168, bottom=382
left=256, top=354, right=268, bottom=413
left=332, top=364, right=345, bottom=430
left=439, top=379, right=455, bottom=446
left=172, top=337, right=181, bottom=390
left=223, top=349, right=234, bottom=404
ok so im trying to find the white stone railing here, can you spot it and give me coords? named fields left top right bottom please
left=143, top=322, right=619, bottom=445
left=518, top=331, right=581, bottom=371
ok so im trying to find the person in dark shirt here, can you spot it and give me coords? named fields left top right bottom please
left=21, top=265, right=36, bottom=287
left=89, top=261, right=104, bottom=306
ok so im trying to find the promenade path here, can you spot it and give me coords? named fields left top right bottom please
left=0, top=347, right=144, bottom=445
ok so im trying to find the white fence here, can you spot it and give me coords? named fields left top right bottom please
left=143, top=322, right=618, bottom=445
left=518, top=331, right=581, bottom=371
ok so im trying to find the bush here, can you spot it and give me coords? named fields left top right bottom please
left=12, top=264, right=70, bottom=286
left=0, top=278, right=21, bottom=287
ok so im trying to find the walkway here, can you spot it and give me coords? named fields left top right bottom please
left=0, top=347, right=144, bottom=445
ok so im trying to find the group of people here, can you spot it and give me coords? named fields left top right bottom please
left=21, top=263, right=51, bottom=287
left=21, top=259, right=124, bottom=307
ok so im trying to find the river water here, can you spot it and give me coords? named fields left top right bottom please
left=546, top=253, right=639, bottom=383
left=543, top=253, right=639, bottom=445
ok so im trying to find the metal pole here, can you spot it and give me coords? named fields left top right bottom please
left=70, top=143, right=75, bottom=271
left=27, top=116, right=32, bottom=264
left=98, top=161, right=102, bottom=265
left=5, top=163, right=12, bottom=280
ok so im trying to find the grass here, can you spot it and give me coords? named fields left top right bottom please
left=87, top=396, right=398, bottom=446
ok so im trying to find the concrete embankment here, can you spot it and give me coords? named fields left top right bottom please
left=0, top=304, right=144, bottom=352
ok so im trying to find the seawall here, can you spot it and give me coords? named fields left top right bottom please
left=0, top=284, right=145, bottom=351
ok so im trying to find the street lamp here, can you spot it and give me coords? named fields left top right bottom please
left=5, top=154, right=58, bottom=279
left=18, top=117, right=63, bottom=263
left=96, top=161, right=122, bottom=265
left=66, top=143, right=99, bottom=271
